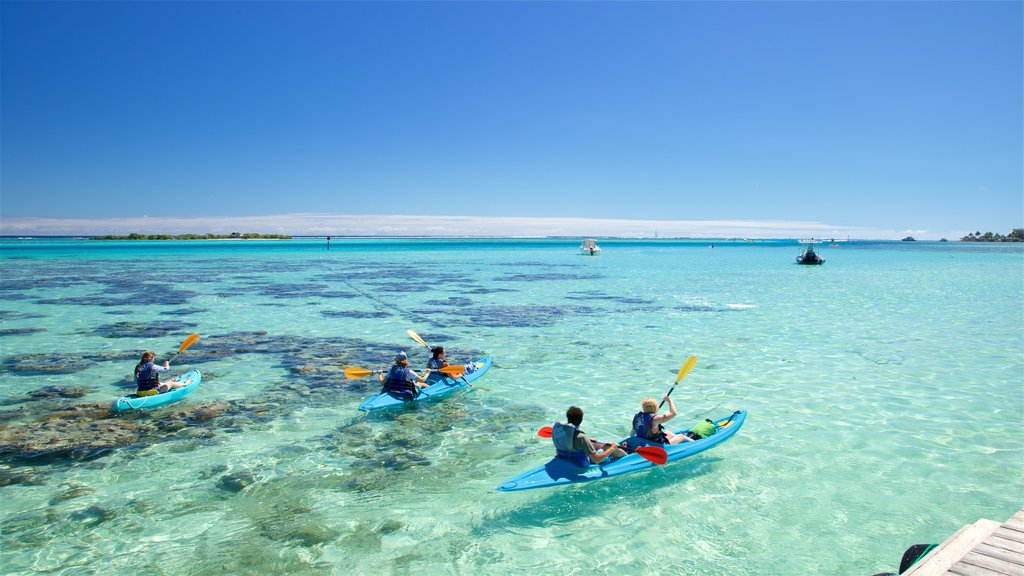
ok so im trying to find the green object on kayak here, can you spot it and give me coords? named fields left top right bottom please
left=113, top=369, right=202, bottom=411
left=358, top=356, right=492, bottom=411
left=497, top=410, right=746, bottom=492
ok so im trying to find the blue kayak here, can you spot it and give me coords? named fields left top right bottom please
left=497, top=410, right=746, bottom=492
left=113, top=369, right=202, bottom=411
left=358, top=356, right=492, bottom=411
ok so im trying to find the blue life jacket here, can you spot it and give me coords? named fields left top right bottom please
left=551, top=422, right=590, bottom=468
left=427, top=358, right=446, bottom=370
left=632, top=412, right=665, bottom=443
left=135, top=362, right=160, bottom=391
left=382, top=365, right=418, bottom=399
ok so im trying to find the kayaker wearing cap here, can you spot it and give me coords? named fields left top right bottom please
left=378, top=351, right=432, bottom=400
left=552, top=406, right=627, bottom=468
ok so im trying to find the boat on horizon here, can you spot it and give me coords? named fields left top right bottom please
left=579, top=238, right=601, bottom=256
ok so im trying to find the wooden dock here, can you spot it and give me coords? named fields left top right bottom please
left=902, top=507, right=1024, bottom=576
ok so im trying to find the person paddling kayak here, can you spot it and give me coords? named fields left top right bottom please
left=630, top=395, right=692, bottom=445
left=426, top=346, right=449, bottom=371
left=552, top=406, right=627, bottom=468
left=134, top=351, right=189, bottom=397
left=629, top=396, right=719, bottom=448
left=377, top=352, right=432, bottom=400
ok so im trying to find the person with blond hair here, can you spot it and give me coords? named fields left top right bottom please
left=630, top=395, right=693, bottom=445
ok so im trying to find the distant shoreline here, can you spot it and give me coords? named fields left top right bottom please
left=88, top=233, right=292, bottom=241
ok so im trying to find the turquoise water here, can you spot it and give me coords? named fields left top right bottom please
left=1, top=237, right=1021, bottom=575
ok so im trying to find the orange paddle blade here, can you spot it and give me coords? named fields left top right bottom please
left=439, top=365, right=465, bottom=376
left=537, top=426, right=553, bottom=438
left=344, top=367, right=373, bottom=378
left=178, top=333, right=201, bottom=353
left=635, top=445, right=668, bottom=465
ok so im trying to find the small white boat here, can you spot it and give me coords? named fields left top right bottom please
left=579, top=238, right=601, bottom=256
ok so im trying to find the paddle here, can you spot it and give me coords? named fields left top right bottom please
left=408, top=329, right=489, bottom=392
left=167, top=333, right=201, bottom=364
left=439, top=365, right=490, bottom=391
left=659, top=355, right=698, bottom=409
left=535, top=427, right=668, bottom=465
left=406, top=329, right=431, bottom=350
left=344, top=367, right=374, bottom=379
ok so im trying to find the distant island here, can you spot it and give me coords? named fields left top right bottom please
left=90, top=232, right=291, bottom=240
left=960, top=229, right=1024, bottom=242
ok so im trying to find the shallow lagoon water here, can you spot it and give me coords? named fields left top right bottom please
left=1, top=237, right=1021, bottom=575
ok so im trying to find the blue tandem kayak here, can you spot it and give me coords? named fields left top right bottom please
left=357, top=356, right=492, bottom=411
left=113, top=369, right=202, bottom=411
left=497, top=410, right=746, bottom=492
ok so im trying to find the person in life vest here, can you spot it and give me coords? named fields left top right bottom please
left=426, top=346, right=449, bottom=370
left=552, top=406, right=627, bottom=468
left=134, top=351, right=189, bottom=397
left=424, top=346, right=449, bottom=383
left=631, top=395, right=693, bottom=445
left=377, top=351, right=431, bottom=399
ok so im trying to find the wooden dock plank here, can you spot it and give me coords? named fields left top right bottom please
left=972, top=542, right=1024, bottom=566
left=956, top=549, right=1024, bottom=575
left=993, top=526, right=1024, bottom=545
left=948, top=564, right=1008, bottom=576
left=1003, top=517, right=1024, bottom=533
left=984, top=535, right=1024, bottom=555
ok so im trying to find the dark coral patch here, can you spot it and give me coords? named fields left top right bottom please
left=321, top=311, right=391, bottom=319
left=257, top=284, right=329, bottom=298
left=93, top=322, right=199, bottom=339
left=162, top=308, right=209, bottom=316
left=423, top=297, right=473, bottom=307
left=0, top=311, right=46, bottom=321
left=0, top=328, right=47, bottom=336
left=0, top=353, right=94, bottom=375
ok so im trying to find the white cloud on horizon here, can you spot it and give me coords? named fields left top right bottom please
left=0, top=213, right=947, bottom=240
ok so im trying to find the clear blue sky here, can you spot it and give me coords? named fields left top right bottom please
left=2, top=1, right=1021, bottom=238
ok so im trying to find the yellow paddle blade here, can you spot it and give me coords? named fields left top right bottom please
left=344, top=367, right=373, bottom=379
left=406, top=329, right=430, bottom=350
left=675, top=355, right=698, bottom=383
left=178, top=333, right=201, bottom=353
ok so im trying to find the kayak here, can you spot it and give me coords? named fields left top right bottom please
left=357, top=356, right=492, bottom=411
left=497, top=410, right=746, bottom=492
left=113, top=369, right=202, bottom=411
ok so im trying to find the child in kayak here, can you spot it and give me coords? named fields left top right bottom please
left=630, top=395, right=693, bottom=445
left=134, top=351, right=189, bottom=397
left=552, top=406, right=628, bottom=467
left=378, top=351, right=431, bottom=399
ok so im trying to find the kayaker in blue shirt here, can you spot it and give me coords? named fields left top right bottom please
left=426, top=346, right=449, bottom=371
left=134, top=351, right=188, bottom=397
left=377, top=352, right=431, bottom=399
left=631, top=396, right=692, bottom=445
left=552, top=406, right=627, bottom=467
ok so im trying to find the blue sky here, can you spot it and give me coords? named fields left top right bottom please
left=1, top=1, right=1021, bottom=239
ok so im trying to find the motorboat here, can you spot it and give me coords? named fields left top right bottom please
left=579, top=238, right=601, bottom=256
left=796, top=240, right=825, bottom=265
